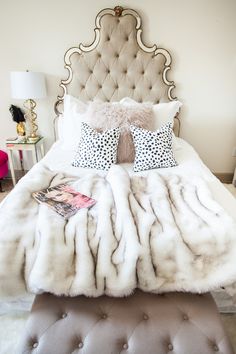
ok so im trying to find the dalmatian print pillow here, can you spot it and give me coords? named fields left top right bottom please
left=130, top=122, right=177, bottom=172
left=72, top=122, right=120, bottom=170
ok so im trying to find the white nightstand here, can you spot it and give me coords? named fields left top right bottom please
left=6, top=137, right=45, bottom=186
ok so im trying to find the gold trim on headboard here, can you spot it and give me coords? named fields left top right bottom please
left=55, top=6, right=177, bottom=116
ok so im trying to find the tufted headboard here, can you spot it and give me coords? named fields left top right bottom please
left=55, top=6, right=179, bottom=132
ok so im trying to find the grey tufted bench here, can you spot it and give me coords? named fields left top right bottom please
left=17, top=291, right=234, bottom=354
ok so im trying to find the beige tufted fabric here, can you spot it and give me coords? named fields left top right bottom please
left=56, top=7, right=176, bottom=114
left=54, top=7, right=180, bottom=137
left=17, top=291, right=233, bottom=354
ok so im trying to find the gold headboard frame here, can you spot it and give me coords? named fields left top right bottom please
left=54, top=5, right=180, bottom=136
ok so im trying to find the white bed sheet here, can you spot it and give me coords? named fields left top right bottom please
left=40, top=137, right=236, bottom=223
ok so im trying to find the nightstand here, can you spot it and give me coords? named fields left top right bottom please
left=6, top=137, right=45, bottom=186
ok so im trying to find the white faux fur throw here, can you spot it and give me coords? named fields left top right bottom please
left=0, top=164, right=236, bottom=298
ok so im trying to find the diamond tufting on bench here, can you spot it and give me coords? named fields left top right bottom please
left=17, top=291, right=234, bottom=354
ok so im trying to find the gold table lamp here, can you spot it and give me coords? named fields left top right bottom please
left=10, top=71, right=47, bottom=141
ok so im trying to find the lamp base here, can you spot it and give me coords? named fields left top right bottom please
left=23, top=99, right=39, bottom=139
left=27, top=136, right=40, bottom=143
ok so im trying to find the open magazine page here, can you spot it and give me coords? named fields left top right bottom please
left=32, top=183, right=96, bottom=219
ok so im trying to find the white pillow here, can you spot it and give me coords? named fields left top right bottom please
left=59, top=95, right=120, bottom=150
left=57, top=115, right=64, bottom=141
left=120, top=97, right=182, bottom=131
left=60, top=95, right=89, bottom=150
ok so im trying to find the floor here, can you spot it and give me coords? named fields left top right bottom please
left=0, top=179, right=236, bottom=353
left=221, top=314, right=236, bottom=352
left=0, top=178, right=13, bottom=202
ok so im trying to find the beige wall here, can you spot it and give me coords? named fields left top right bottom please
left=0, top=0, right=235, bottom=172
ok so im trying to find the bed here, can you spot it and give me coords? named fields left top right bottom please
left=0, top=5, right=236, bottom=353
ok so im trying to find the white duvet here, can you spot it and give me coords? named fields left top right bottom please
left=0, top=138, right=236, bottom=298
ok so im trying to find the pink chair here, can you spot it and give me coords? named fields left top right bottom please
left=0, top=150, right=8, bottom=192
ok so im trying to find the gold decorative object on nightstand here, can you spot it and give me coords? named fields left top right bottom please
left=9, top=104, right=26, bottom=140
left=16, top=121, right=26, bottom=137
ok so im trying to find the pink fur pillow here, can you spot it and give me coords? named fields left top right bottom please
left=86, top=102, right=152, bottom=163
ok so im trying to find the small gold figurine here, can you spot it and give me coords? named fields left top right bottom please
left=16, top=121, right=26, bottom=136
left=9, top=105, right=26, bottom=141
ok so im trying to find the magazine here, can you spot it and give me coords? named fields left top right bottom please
left=32, top=183, right=96, bottom=219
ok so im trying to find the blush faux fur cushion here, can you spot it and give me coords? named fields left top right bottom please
left=86, top=102, right=153, bottom=163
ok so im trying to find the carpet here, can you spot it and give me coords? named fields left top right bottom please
left=0, top=312, right=28, bottom=354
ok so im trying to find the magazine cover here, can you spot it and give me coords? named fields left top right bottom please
left=32, top=183, right=96, bottom=219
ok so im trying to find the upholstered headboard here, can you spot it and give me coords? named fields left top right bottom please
left=55, top=5, right=177, bottom=107
left=54, top=6, right=179, bottom=135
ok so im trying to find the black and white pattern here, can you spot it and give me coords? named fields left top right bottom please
left=130, top=122, right=177, bottom=172
left=72, top=122, right=120, bottom=170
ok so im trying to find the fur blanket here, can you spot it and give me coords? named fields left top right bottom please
left=0, top=164, right=236, bottom=298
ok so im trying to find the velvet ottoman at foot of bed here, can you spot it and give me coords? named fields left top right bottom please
left=17, top=291, right=234, bottom=354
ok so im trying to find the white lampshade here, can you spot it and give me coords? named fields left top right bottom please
left=10, top=71, right=47, bottom=100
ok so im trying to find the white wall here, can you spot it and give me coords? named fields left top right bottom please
left=0, top=0, right=235, bottom=172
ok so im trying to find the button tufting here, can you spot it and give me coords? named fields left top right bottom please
left=102, top=314, right=107, bottom=319
left=213, top=344, right=219, bottom=351
left=123, top=343, right=128, bottom=350
left=183, top=314, right=188, bottom=321
left=32, top=342, right=38, bottom=349
left=78, top=342, right=83, bottom=348
left=168, top=343, right=173, bottom=351
left=61, top=313, right=67, bottom=318
left=132, top=85, right=136, bottom=90
left=143, top=314, right=149, bottom=320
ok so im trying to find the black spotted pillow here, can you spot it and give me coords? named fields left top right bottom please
left=130, top=122, right=177, bottom=172
left=72, top=122, right=120, bottom=170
